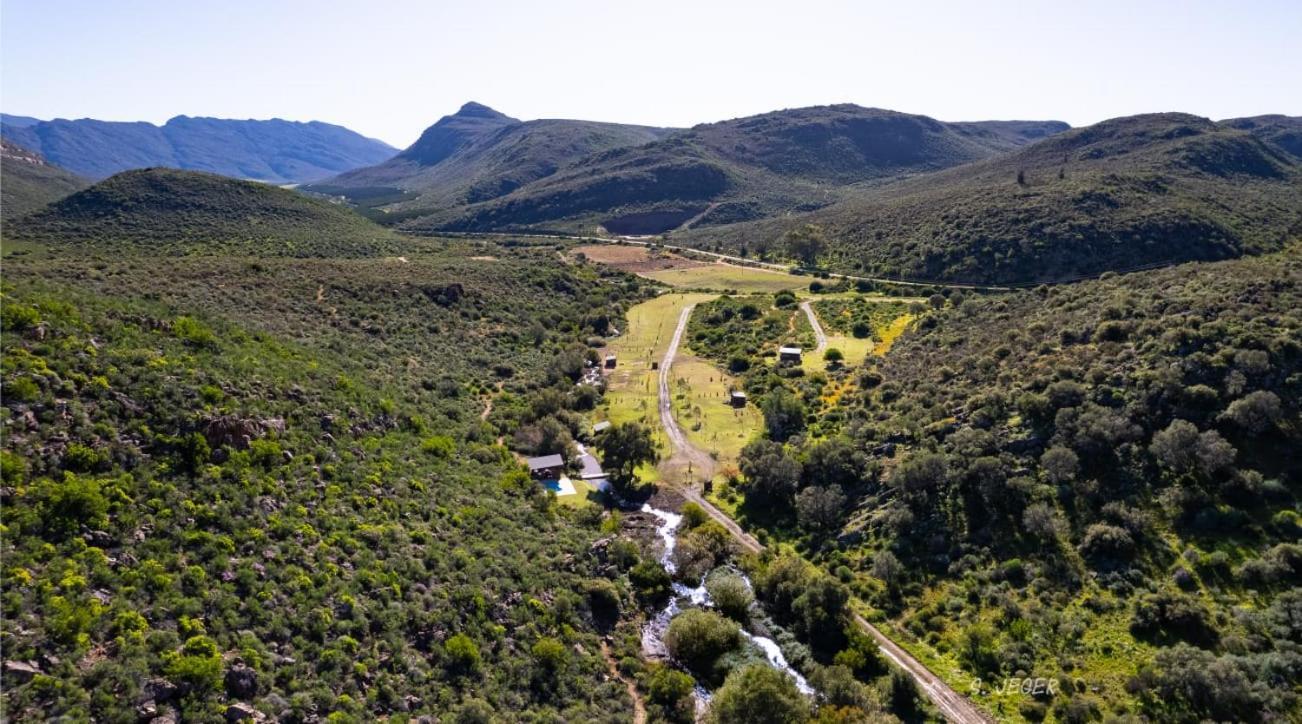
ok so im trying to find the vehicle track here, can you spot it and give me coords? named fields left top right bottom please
left=799, top=300, right=827, bottom=353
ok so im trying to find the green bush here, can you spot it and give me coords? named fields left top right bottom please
left=663, top=609, right=740, bottom=680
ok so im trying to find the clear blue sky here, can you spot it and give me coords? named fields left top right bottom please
left=3, top=0, right=1299, bottom=148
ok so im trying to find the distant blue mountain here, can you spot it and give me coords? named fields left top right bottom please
left=1, top=113, right=42, bottom=128
left=1, top=115, right=396, bottom=184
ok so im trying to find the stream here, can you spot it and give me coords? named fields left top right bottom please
left=639, top=503, right=814, bottom=699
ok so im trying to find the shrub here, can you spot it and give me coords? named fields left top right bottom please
left=708, top=663, right=809, bottom=724
left=663, top=609, right=740, bottom=678
left=630, top=560, right=672, bottom=605
left=706, top=573, right=754, bottom=622
left=444, top=633, right=481, bottom=674
left=173, top=316, right=218, bottom=348
left=421, top=435, right=456, bottom=458
left=165, top=636, right=224, bottom=692
left=1222, top=391, right=1282, bottom=433
left=681, top=502, right=710, bottom=529
left=36, top=473, right=109, bottom=539
left=1129, top=591, right=1219, bottom=647
left=646, top=664, right=695, bottom=723
left=1079, top=523, right=1135, bottom=563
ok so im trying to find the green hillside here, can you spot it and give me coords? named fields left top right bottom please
left=306, top=102, right=673, bottom=216
left=8, top=168, right=401, bottom=257
left=1, top=238, right=666, bottom=721
left=1, top=140, right=89, bottom=221
left=697, top=248, right=1301, bottom=721
left=395, top=105, right=1067, bottom=235
left=677, top=113, right=1302, bottom=284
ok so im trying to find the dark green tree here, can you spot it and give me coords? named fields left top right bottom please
left=783, top=224, right=827, bottom=268
left=595, top=422, right=659, bottom=494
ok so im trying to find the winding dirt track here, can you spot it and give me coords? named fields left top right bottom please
left=655, top=305, right=992, bottom=724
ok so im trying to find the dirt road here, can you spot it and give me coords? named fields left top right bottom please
left=654, top=305, right=992, bottom=724
left=800, top=300, right=827, bottom=353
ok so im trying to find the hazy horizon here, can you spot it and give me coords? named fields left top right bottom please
left=3, top=0, right=1300, bottom=148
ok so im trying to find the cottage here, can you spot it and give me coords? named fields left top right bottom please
left=729, top=391, right=748, bottom=408
left=526, top=454, right=565, bottom=480
left=592, top=420, right=612, bottom=435
left=604, top=354, right=618, bottom=369
left=779, top=346, right=803, bottom=363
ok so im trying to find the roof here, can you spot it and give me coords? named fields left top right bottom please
left=604, top=354, right=617, bottom=359
left=592, top=421, right=612, bottom=432
left=730, top=390, right=747, bottom=397
left=779, top=346, right=803, bottom=354
left=526, top=454, right=564, bottom=470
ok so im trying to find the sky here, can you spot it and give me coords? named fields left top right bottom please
left=3, top=0, right=1300, bottom=149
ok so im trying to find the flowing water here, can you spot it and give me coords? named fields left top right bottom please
left=639, top=503, right=814, bottom=698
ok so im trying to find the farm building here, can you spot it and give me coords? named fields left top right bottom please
left=526, top=454, right=565, bottom=480
left=730, top=391, right=748, bottom=408
left=779, top=346, right=803, bottom=363
left=592, top=420, right=612, bottom=435
left=604, top=354, right=618, bottom=369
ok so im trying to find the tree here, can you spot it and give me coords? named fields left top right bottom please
left=709, top=664, right=810, bottom=724
left=890, top=452, right=947, bottom=501
left=796, top=485, right=847, bottom=534
left=784, top=224, right=827, bottom=268
left=706, top=573, right=754, bottom=622
left=740, top=439, right=802, bottom=507
left=803, top=436, right=865, bottom=490
left=761, top=388, right=806, bottom=441
left=1150, top=420, right=1201, bottom=473
left=1040, top=446, right=1080, bottom=484
left=664, top=609, right=741, bottom=680
left=630, top=560, right=673, bottom=604
left=870, top=550, right=904, bottom=589
left=1022, top=502, right=1064, bottom=541
left=792, top=574, right=851, bottom=653
left=823, top=347, right=844, bottom=366
left=1151, top=420, right=1237, bottom=476
left=596, top=422, right=659, bottom=494
left=647, top=664, right=696, bottom=723
left=1222, top=391, right=1282, bottom=433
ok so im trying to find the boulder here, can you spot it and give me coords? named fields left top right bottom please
left=224, top=663, right=258, bottom=699
left=3, top=660, right=41, bottom=683
left=224, top=702, right=263, bottom=722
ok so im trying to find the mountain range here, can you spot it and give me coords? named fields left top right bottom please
left=306, top=102, right=674, bottom=215
left=312, top=102, right=1069, bottom=234
left=0, top=114, right=396, bottom=184
left=680, top=113, right=1302, bottom=283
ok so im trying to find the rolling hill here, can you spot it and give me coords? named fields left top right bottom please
left=0, top=115, right=396, bottom=183
left=677, top=113, right=1302, bottom=284
left=9, top=168, right=400, bottom=256
left=392, top=104, right=1068, bottom=235
left=305, top=101, right=673, bottom=214
left=0, top=139, right=90, bottom=221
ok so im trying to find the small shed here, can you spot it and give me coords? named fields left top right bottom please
left=592, top=420, right=612, bottom=435
left=526, top=453, right=565, bottom=480
left=729, top=391, right=748, bottom=408
left=779, top=346, right=803, bottom=363
left=604, top=354, right=618, bottom=369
